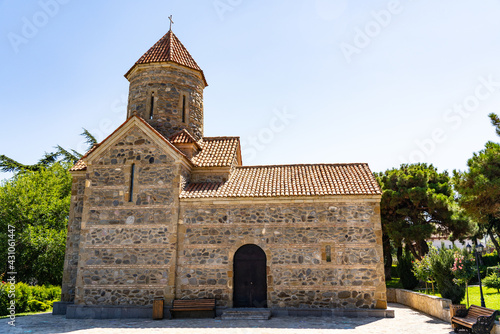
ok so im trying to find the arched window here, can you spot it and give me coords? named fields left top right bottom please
left=325, top=245, right=332, bottom=263
left=129, top=164, right=135, bottom=202
left=181, top=95, right=186, bottom=123
left=149, top=92, right=155, bottom=120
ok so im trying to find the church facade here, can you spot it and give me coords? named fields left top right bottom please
left=57, top=29, right=387, bottom=318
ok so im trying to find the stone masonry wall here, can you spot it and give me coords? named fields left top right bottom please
left=73, top=126, right=183, bottom=306
left=60, top=174, right=85, bottom=302
left=127, top=64, right=204, bottom=140
left=177, top=199, right=387, bottom=309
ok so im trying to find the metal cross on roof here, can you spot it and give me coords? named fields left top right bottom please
left=169, top=15, right=174, bottom=31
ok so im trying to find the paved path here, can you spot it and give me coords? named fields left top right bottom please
left=1, top=303, right=453, bottom=334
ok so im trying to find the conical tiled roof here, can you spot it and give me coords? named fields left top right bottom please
left=125, top=30, right=207, bottom=85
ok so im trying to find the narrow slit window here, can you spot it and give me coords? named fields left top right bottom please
left=149, top=92, right=155, bottom=119
left=129, top=164, right=135, bottom=202
left=182, top=95, right=186, bottom=123
left=325, top=245, right=332, bottom=263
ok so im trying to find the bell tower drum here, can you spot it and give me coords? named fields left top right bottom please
left=124, top=28, right=207, bottom=141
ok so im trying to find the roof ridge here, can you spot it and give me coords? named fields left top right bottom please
left=169, top=128, right=201, bottom=150
left=167, top=30, right=173, bottom=61
left=236, top=163, right=369, bottom=168
left=169, top=128, right=197, bottom=141
left=202, top=136, right=241, bottom=140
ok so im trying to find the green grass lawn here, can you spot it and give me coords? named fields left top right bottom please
left=462, top=286, right=500, bottom=309
left=386, top=277, right=403, bottom=289
left=386, top=269, right=500, bottom=310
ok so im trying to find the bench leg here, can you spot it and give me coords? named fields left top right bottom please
left=472, top=318, right=496, bottom=334
left=453, top=325, right=472, bottom=334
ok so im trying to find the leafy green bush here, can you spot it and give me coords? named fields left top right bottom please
left=15, top=282, right=31, bottom=312
left=428, top=246, right=466, bottom=304
left=0, top=282, right=30, bottom=316
left=0, top=282, right=61, bottom=316
left=30, top=284, right=60, bottom=302
left=471, top=252, right=497, bottom=282
left=413, top=254, right=433, bottom=282
left=483, top=272, right=500, bottom=293
left=27, top=300, right=50, bottom=312
left=413, top=253, right=437, bottom=293
left=397, top=249, right=419, bottom=290
left=482, top=251, right=499, bottom=268
left=46, top=299, right=59, bottom=308
left=451, top=250, right=476, bottom=285
left=486, top=265, right=500, bottom=276
left=0, top=282, right=13, bottom=314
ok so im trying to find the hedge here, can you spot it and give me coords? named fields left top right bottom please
left=482, top=251, right=499, bottom=267
left=0, top=282, right=60, bottom=316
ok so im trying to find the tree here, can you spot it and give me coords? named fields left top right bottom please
left=0, top=128, right=96, bottom=173
left=453, top=141, right=500, bottom=254
left=413, top=253, right=435, bottom=294
left=0, top=129, right=96, bottom=284
left=453, top=137, right=500, bottom=255
left=377, top=163, right=472, bottom=262
left=0, top=163, right=71, bottom=285
left=450, top=249, right=476, bottom=286
left=397, top=248, right=419, bottom=290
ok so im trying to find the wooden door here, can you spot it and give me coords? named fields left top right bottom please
left=233, top=244, right=267, bottom=308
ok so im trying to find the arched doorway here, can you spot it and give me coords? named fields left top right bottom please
left=233, top=244, right=267, bottom=308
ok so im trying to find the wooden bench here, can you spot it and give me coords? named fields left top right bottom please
left=171, top=299, right=216, bottom=318
left=451, top=304, right=498, bottom=334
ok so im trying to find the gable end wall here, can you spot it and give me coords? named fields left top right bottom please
left=73, top=126, right=184, bottom=306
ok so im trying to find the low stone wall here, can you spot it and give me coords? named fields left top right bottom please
left=387, top=288, right=500, bottom=333
left=386, top=288, right=451, bottom=322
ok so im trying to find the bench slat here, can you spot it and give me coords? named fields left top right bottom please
left=452, top=317, right=474, bottom=327
left=171, top=299, right=216, bottom=314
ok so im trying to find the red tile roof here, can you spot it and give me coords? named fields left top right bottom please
left=69, top=143, right=100, bottom=172
left=169, top=129, right=200, bottom=148
left=72, top=130, right=240, bottom=171
left=125, top=30, right=207, bottom=85
left=180, top=164, right=381, bottom=198
left=191, top=137, right=240, bottom=167
left=70, top=158, right=88, bottom=172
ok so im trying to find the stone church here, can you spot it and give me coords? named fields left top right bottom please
left=55, top=28, right=387, bottom=318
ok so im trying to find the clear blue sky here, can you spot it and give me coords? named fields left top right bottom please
left=1, top=0, right=500, bottom=181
